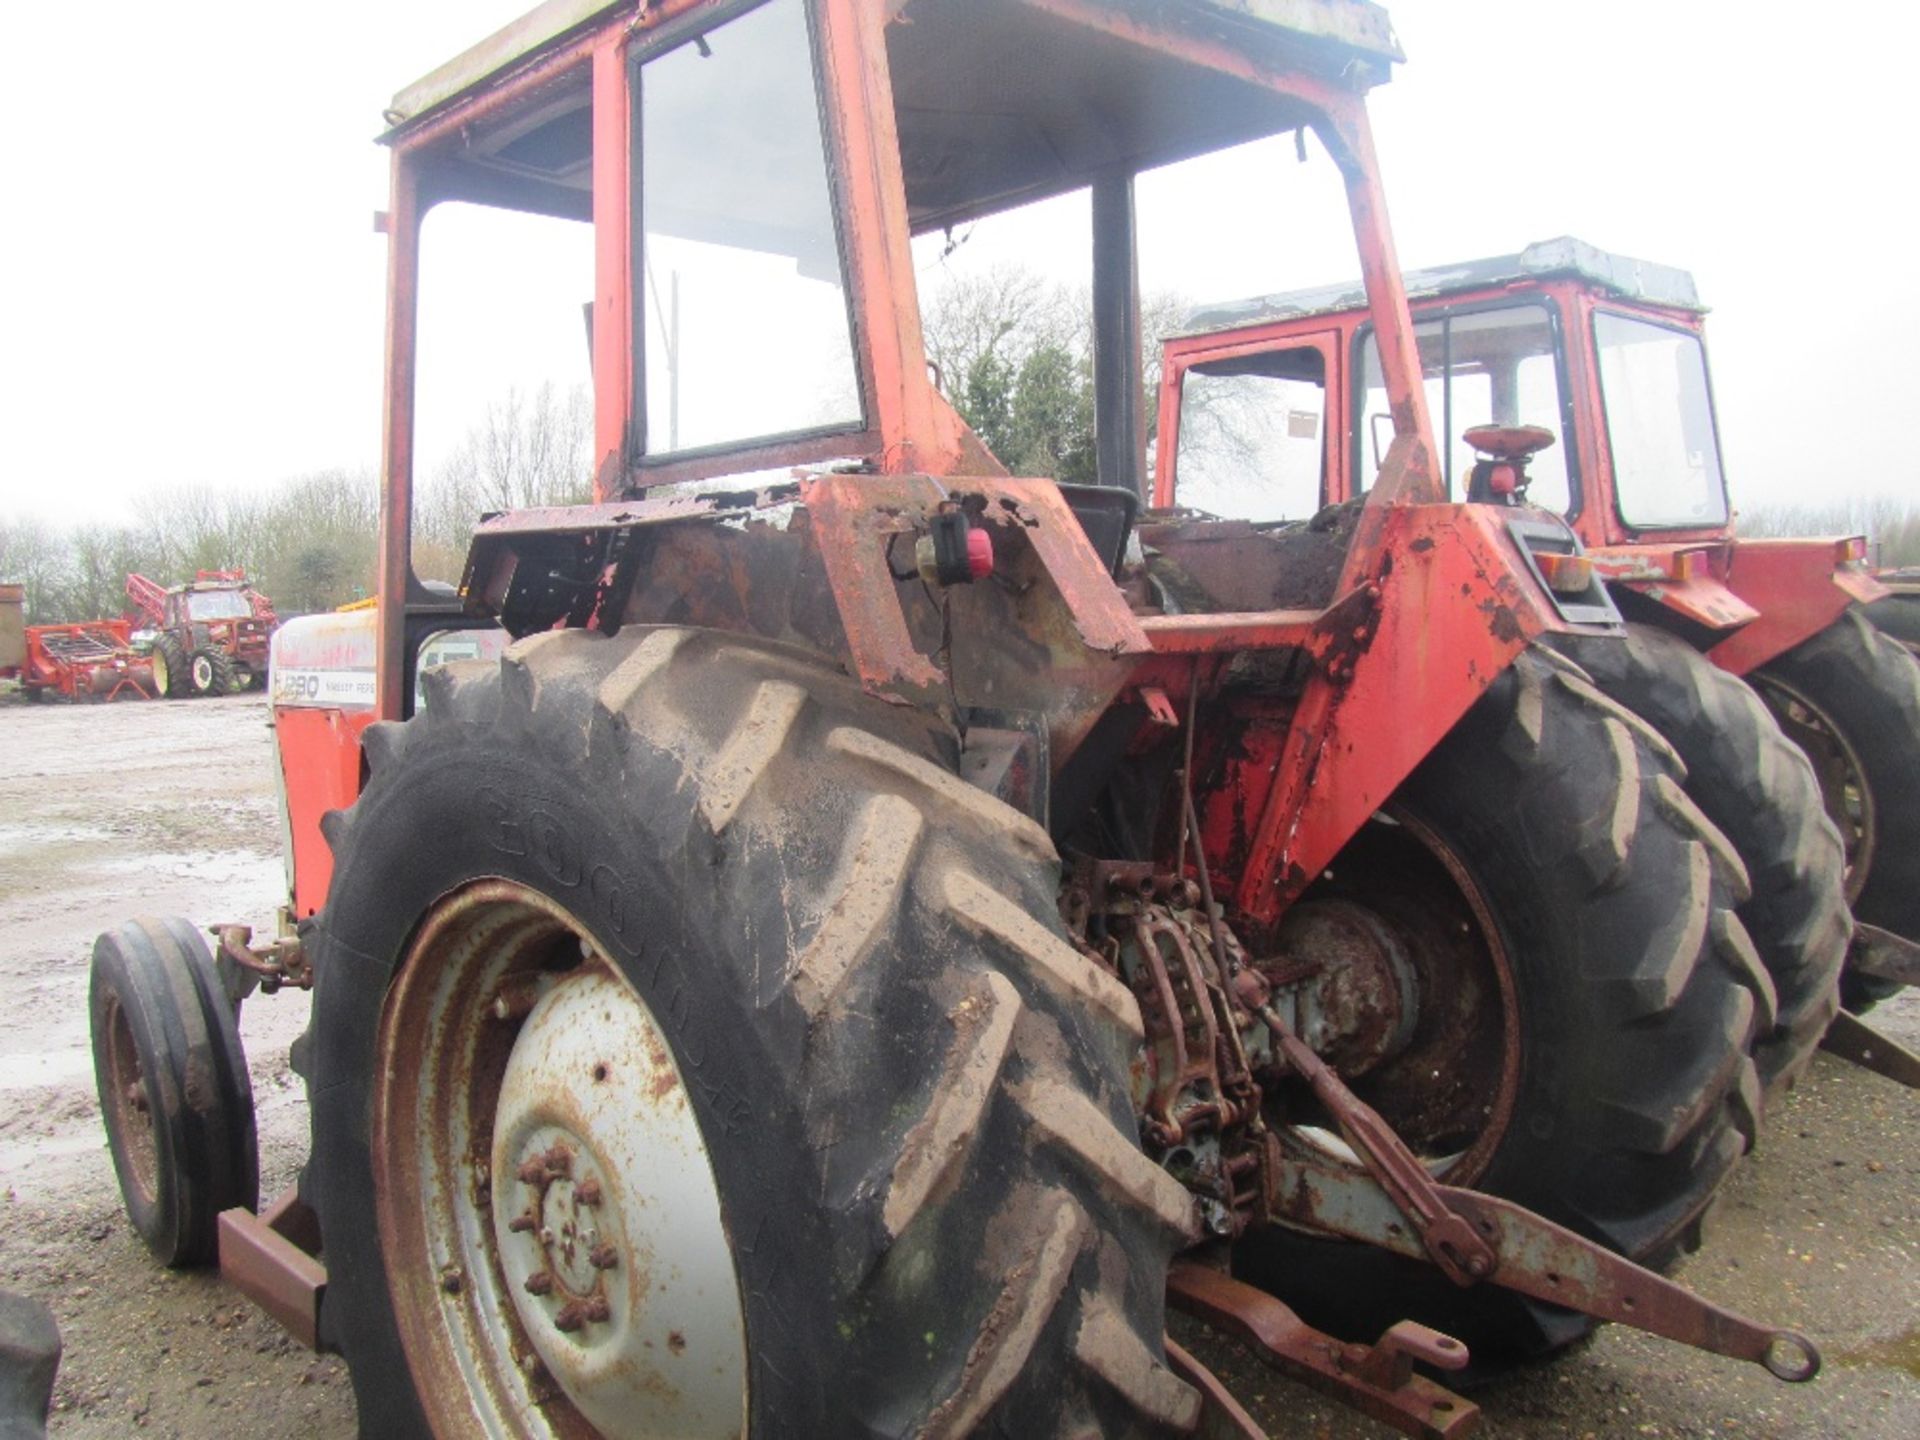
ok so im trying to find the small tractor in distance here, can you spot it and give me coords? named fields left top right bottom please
left=1158, top=236, right=1920, bottom=1049
left=125, top=569, right=277, bottom=698
left=87, top=7, right=1825, bottom=1438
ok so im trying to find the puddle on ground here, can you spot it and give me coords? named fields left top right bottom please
left=94, top=846, right=281, bottom=888
left=0, top=820, right=115, bottom=861
left=1835, top=1327, right=1920, bottom=1380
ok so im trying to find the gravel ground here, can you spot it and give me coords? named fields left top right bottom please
left=0, top=689, right=1913, bottom=1438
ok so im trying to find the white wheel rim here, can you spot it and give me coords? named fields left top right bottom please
left=374, top=880, right=749, bottom=1439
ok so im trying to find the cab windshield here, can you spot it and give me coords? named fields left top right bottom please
left=1593, top=311, right=1726, bottom=529
left=187, top=591, right=252, bottom=622
left=1357, top=303, right=1572, bottom=513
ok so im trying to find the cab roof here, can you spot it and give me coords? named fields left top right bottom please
left=385, top=0, right=1404, bottom=233
left=1178, top=235, right=1705, bottom=338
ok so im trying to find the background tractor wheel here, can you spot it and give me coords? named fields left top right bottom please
left=1751, top=609, right=1920, bottom=1010
left=1551, top=624, right=1849, bottom=1095
left=1236, top=648, right=1768, bottom=1372
left=189, top=649, right=236, bottom=697
left=1863, top=593, right=1920, bottom=660
left=88, top=918, right=258, bottom=1266
left=150, top=636, right=191, bottom=699
left=303, top=626, right=1201, bottom=1440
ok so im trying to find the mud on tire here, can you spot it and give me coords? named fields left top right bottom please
left=1238, top=648, right=1769, bottom=1370
left=302, top=626, right=1203, bottom=1439
left=1551, top=624, right=1848, bottom=1094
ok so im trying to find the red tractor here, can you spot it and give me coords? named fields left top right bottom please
left=126, top=569, right=277, bottom=698
left=1158, top=236, right=1920, bottom=1037
left=87, top=9, right=1821, bottom=1437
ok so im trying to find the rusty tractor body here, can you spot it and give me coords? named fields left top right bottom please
left=126, top=569, right=276, bottom=698
left=1160, top=235, right=1920, bottom=1025
left=88, top=9, right=1828, bottom=1438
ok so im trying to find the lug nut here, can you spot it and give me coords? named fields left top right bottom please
left=508, top=1214, right=536, bottom=1234
left=523, top=1271, right=554, bottom=1297
left=589, top=1244, right=619, bottom=1271
left=553, top=1301, right=587, bottom=1333
left=517, top=1158, right=547, bottom=1186
left=574, top=1177, right=602, bottom=1207
left=542, top=1144, right=574, bottom=1177
left=583, top=1295, right=611, bottom=1324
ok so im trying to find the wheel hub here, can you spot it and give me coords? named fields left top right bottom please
left=488, top=964, right=746, bottom=1439
left=1265, top=899, right=1421, bottom=1076
left=502, top=1129, right=619, bottom=1330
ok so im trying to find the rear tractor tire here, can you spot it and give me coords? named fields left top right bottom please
left=189, top=648, right=236, bottom=698
left=88, top=918, right=258, bottom=1266
left=1751, top=609, right=1920, bottom=1010
left=1863, top=592, right=1920, bottom=660
left=150, top=636, right=191, bottom=699
left=1237, top=647, right=1769, bottom=1371
left=303, top=626, right=1203, bottom=1439
left=1550, top=623, right=1849, bottom=1095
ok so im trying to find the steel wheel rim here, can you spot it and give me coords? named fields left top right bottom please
left=372, top=879, right=749, bottom=1440
left=1278, top=807, right=1522, bottom=1189
left=191, top=654, right=214, bottom=691
left=102, top=994, right=159, bottom=1206
left=151, top=650, right=171, bottom=694
left=1752, top=672, right=1876, bottom=905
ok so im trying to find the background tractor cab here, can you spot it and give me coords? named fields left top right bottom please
left=1159, top=234, right=1920, bottom=1017
left=1157, top=235, right=1886, bottom=665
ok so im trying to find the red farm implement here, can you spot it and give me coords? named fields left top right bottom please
left=5, top=623, right=154, bottom=702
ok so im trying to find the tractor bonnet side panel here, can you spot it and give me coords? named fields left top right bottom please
left=270, top=612, right=380, bottom=916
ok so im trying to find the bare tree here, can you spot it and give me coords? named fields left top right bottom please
left=919, top=263, right=1189, bottom=483
left=0, top=515, right=67, bottom=624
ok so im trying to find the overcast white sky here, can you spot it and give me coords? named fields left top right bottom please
left=2, top=0, right=1915, bottom=530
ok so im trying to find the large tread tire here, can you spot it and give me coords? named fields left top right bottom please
left=1236, top=648, right=1767, bottom=1371
left=304, top=626, right=1201, bottom=1439
left=1550, top=624, right=1848, bottom=1095
left=1863, top=593, right=1920, bottom=660
left=150, top=635, right=191, bottom=699
left=88, top=918, right=258, bottom=1267
left=1754, top=609, right=1920, bottom=1010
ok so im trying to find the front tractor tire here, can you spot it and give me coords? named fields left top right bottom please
left=1239, top=648, right=1769, bottom=1369
left=89, top=918, right=258, bottom=1266
left=1550, top=623, right=1849, bottom=1094
left=190, top=648, right=237, bottom=697
left=304, top=627, right=1203, bottom=1440
left=1750, top=609, right=1920, bottom=1009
